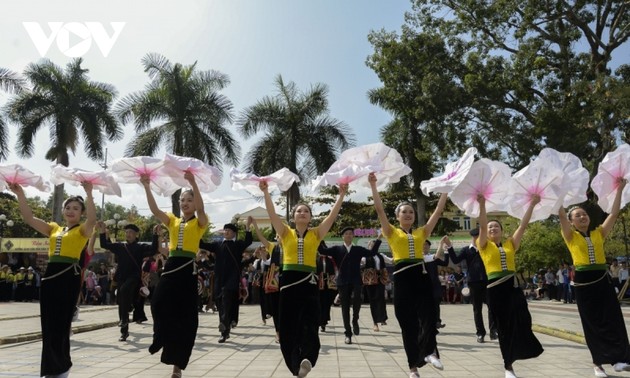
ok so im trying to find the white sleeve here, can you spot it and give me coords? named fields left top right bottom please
left=380, top=253, right=394, bottom=265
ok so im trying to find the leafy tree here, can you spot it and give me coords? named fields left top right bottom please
left=517, top=219, right=570, bottom=274
left=400, top=0, right=630, bottom=171
left=236, top=74, right=355, bottom=219
left=116, top=53, right=238, bottom=216
left=0, top=68, right=26, bottom=160
left=0, top=192, right=51, bottom=238
left=7, top=58, right=122, bottom=222
left=606, top=207, right=630, bottom=258
left=367, top=29, right=472, bottom=225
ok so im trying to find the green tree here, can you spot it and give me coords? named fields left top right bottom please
left=7, top=58, right=122, bottom=222
left=116, top=53, right=238, bottom=216
left=366, top=31, right=470, bottom=225
left=400, top=1, right=630, bottom=171
left=517, top=219, right=570, bottom=274
left=0, top=68, right=26, bottom=161
left=236, top=74, right=355, bottom=219
left=0, top=192, right=51, bottom=238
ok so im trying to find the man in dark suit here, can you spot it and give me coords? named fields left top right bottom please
left=98, top=221, right=159, bottom=341
left=319, top=226, right=382, bottom=344
left=200, top=218, right=253, bottom=343
left=448, top=228, right=497, bottom=343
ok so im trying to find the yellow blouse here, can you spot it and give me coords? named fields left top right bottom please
left=48, top=222, right=88, bottom=262
left=385, top=224, right=427, bottom=264
left=166, top=213, right=207, bottom=258
left=562, top=226, right=607, bottom=270
left=477, top=238, right=516, bottom=279
left=280, top=224, right=321, bottom=272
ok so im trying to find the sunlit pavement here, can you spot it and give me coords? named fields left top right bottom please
left=1, top=299, right=630, bottom=377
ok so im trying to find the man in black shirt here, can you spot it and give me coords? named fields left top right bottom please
left=99, top=221, right=159, bottom=341
left=319, top=226, right=382, bottom=345
left=200, top=218, right=253, bottom=343
left=448, top=228, right=497, bottom=343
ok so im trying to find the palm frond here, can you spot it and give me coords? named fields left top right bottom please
left=0, top=68, right=26, bottom=93
left=142, top=53, right=172, bottom=80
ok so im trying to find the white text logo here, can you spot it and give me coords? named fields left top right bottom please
left=23, top=22, right=126, bottom=58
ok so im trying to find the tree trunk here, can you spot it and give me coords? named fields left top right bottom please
left=51, top=184, right=64, bottom=223
left=286, top=182, right=301, bottom=223
left=171, top=189, right=181, bottom=218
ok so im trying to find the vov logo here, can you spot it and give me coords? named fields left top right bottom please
left=23, top=22, right=126, bottom=58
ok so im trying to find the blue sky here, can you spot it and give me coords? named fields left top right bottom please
left=1, top=0, right=412, bottom=227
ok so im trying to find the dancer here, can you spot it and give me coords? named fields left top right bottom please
left=199, top=219, right=253, bottom=343
left=559, top=177, right=630, bottom=378
left=476, top=194, right=543, bottom=378
left=368, top=172, right=447, bottom=378
left=141, top=172, right=208, bottom=378
left=424, top=238, right=449, bottom=334
left=97, top=221, right=159, bottom=341
left=10, top=181, right=96, bottom=378
left=449, top=228, right=497, bottom=343
left=318, top=226, right=382, bottom=344
left=317, top=243, right=338, bottom=333
left=252, top=245, right=271, bottom=325
left=250, top=218, right=283, bottom=343
left=360, top=236, right=389, bottom=332
left=259, top=180, right=347, bottom=378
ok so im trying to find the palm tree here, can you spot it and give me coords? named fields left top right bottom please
left=7, top=59, right=122, bottom=222
left=237, top=74, right=355, bottom=219
left=116, top=53, right=239, bottom=216
left=0, top=68, right=26, bottom=161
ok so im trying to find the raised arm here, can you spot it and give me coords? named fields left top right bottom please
left=511, top=194, right=540, bottom=250
left=424, top=193, right=448, bottom=236
left=316, top=183, right=348, bottom=239
left=368, top=173, right=393, bottom=237
left=259, top=181, right=288, bottom=239
left=558, top=206, right=573, bottom=243
left=250, top=217, right=272, bottom=249
left=602, top=178, right=627, bottom=238
left=86, top=228, right=98, bottom=257
left=80, top=181, right=97, bottom=238
left=140, top=174, right=170, bottom=225
left=185, top=171, right=208, bottom=227
left=477, top=194, right=488, bottom=250
left=8, top=183, right=51, bottom=236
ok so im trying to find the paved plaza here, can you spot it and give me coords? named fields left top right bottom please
left=1, top=300, right=630, bottom=377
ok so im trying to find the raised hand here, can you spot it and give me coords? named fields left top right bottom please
left=8, top=183, right=24, bottom=196
left=140, top=173, right=151, bottom=187
left=259, top=180, right=269, bottom=192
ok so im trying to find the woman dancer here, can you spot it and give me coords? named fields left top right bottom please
left=361, top=237, right=388, bottom=332
left=142, top=172, right=208, bottom=378
left=317, top=243, right=338, bottom=333
left=251, top=218, right=283, bottom=343
left=368, top=173, right=447, bottom=378
left=259, top=180, right=347, bottom=378
left=476, top=194, right=543, bottom=378
left=10, top=182, right=96, bottom=378
left=559, top=178, right=630, bottom=378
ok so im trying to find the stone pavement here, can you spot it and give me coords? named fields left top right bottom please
left=1, top=299, right=630, bottom=378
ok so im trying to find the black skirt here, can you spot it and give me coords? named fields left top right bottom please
left=574, top=269, right=630, bottom=365
left=40, top=262, right=82, bottom=376
left=149, top=257, right=198, bottom=369
left=393, top=262, right=438, bottom=369
left=487, top=276, right=543, bottom=369
left=278, top=270, right=321, bottom=375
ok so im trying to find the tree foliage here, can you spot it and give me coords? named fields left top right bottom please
left=517, top=219, right=571, bottom=274
left=6, top=58, right=122, bottom=222
left=236, top=74, right=355, bottom=220
left=403, top=0, right=629, bottom=171
left=0, top=68, right=26, bottom=161
left=116, top=53, right=238, bottom=216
